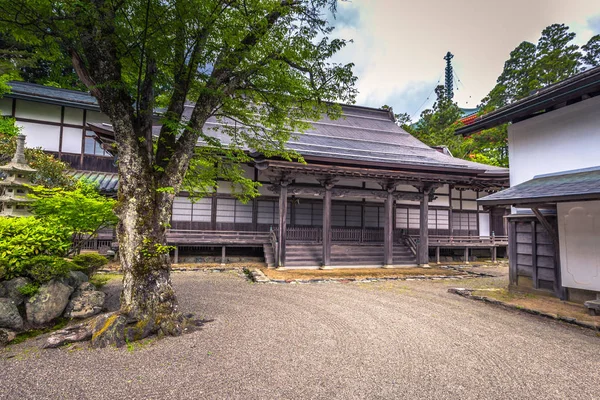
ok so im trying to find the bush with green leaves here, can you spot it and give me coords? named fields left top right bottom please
left=18, top=282, right=40, bottom=297
left=20, top=255, right=75, bottom=284
left=72, top=253, right=108, bottom=277
left=0, top=217, right=72, bottom=281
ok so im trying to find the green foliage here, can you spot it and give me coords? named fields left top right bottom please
left=20, top=255, right=74, bottom=284
left=72, top=253, right=109, bottom=277
left=89, top=273, right=121, bottom=289
left=0, top=0, right=357, bottom=208
left=18, top=282, right=40, bottom=297
left=0, top=217, right=72, bottom=280
left=410, top=86, right=465, bottom=158
left=406, top=23, right=598, bottom=168
left=582, top=35, right=600, bottom=68
left=28, top=181, right=117, bottom=254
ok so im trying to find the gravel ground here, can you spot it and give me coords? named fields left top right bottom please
left=1, top=268, right=599, bottom=400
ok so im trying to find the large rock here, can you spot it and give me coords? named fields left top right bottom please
left=0, top=298, right=23, bottom=330
left=43, top=323, right=93, bottom=349
left=0, top=328, right=16, bottom=347
left=0, top=282, right=7, bottom=298
left=64, top=282, right=106, bottom=319
left=3, top=277, right=31, bottom=306
left=26, top=280, right=74, bottom=325
left=61, top=271, right=88, bottom=289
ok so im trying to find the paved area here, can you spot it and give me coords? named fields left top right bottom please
left=1, top=268, right=599, bottom=399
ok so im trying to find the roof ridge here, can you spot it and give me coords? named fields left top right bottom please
left=534, top=165, right=600, bottom=179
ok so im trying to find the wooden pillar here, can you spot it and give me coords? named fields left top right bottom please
left=322, top=186, right=332, bottom=269
left=174, top=246, right=179, bottom=264
left=419, top=187, right=430, bottom=267
left=436, top=247, right=440, bottom=264
left=383, top=189, right=394, bottom=267
left=492, top=246, right=497, bottom=263
left=278, top=182, right=289, bottom=267
left=221, top=246, right=226, bottom=266
left=464, top=247, right=469, bottom=264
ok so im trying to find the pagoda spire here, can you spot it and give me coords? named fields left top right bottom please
left=443, top=51, right=454, bottom=99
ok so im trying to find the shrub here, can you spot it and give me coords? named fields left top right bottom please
left=72, top=253, right=108, bottom=277
left=0, top=217, right=72, bottom=280
left=18, top=283, right=40, bottom=297
left=21, top=255, right=75, bottom=284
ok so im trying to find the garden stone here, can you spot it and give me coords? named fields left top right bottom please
left=3, top=277, right=31, bottom=306
left=0, top=298, right=23, bottom=330
left=0, top=328, right=16, bottom=347
left=64, top=283, right=106, bottom=319
left=61, top=271, right=88, bottom=289
left=26, top=280, right=74, bottom=325
left=43, top=322, right=93, bottom=349
left=0, top=282, right=6, bottom=298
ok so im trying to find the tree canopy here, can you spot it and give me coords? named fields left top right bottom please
left=403, top=23, right=598, bottom=168
left=0, top=0, right=358, bottom=344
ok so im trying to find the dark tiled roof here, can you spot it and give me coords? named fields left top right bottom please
left=72, top=170, right=119, bottom=193
left=9, top=82, right=507, bottom=178
left=478, top=167, right=600, bottom=206
left=193, top=106, right=507, bottom=176
left=7, top=81, right=100, bottom=110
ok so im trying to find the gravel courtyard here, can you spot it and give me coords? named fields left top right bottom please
left=1, top=268, right=599, bottom=400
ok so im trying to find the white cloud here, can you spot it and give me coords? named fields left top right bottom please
left=329, top=0, right=600, bottom=113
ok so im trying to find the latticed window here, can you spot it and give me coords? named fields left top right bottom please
left=452, top=211, right=478, bottom=233
left=364, top=205, right=384, bottom=228
left=216, top=198, right=253, bottom=223
left=332, top=203, right=361, bottom=227
left=172, top=197, right=212, bottom=222
left=294, top=202, right=322, bottom=226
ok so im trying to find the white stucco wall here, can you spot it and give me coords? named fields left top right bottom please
left=557, top=201, right=600, bottom=292
left=508, top=95, right=600, bottom=186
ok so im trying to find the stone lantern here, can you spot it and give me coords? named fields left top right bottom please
left=0, top=135, right=36, bottom=217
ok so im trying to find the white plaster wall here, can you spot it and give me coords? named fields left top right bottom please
left=508, top=95, right=600, bottom=186
left=63, top=107, right=84, bottom=126
left=557, top=201, right=600, bottom=292
left=18, top=122, right=60, bottom=151
left=15, top=100, right=61, bottom=123
left=61, top=127, right=83, bottom=154
left=479, top=213, right=490, bottom=237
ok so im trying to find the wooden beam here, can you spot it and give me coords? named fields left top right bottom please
left=531, top=220, right=538, bottom=289
left=531, top=207, right=567, bottom=300
left=221, top=246, right=226, bottom=266
left=384, top=189, right=394, bottom=267
left=322, top=184, right=333, bottom=268
left=278, top=182, right=289, bottom=267
left=419, top=187, right=430, bottom=267
left=508, top=220, right=518, bottom=285
left=268, top=185, right=430, bottom=202
left=530, top=207, right=558, bottom=246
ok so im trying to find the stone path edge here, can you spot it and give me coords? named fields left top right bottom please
left=247, top=268, right=493, bottom=285
left=448, top=288, right=600, bottom=332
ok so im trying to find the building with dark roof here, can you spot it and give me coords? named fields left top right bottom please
left=456, top=66, right=600, bottom=305
left=1, top=82, right=509, bottom=269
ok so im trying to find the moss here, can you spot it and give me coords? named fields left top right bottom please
left=92, top=314, right=119, bottom=341
left=10, top=318, right=68, bottom=345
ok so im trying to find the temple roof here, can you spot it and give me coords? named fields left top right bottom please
left=71, top=170, right=119, bottom=194
left=5, top=81, right=508, bottom=182
left=456, top=66, right=600, bottom=135
left=478, top=166, right=600, bottom=206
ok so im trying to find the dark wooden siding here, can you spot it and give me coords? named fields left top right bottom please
left=510, top=215, right=558, bottom=291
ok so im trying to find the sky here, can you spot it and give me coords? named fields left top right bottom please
left=328, top=0, right=600, bottom=120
